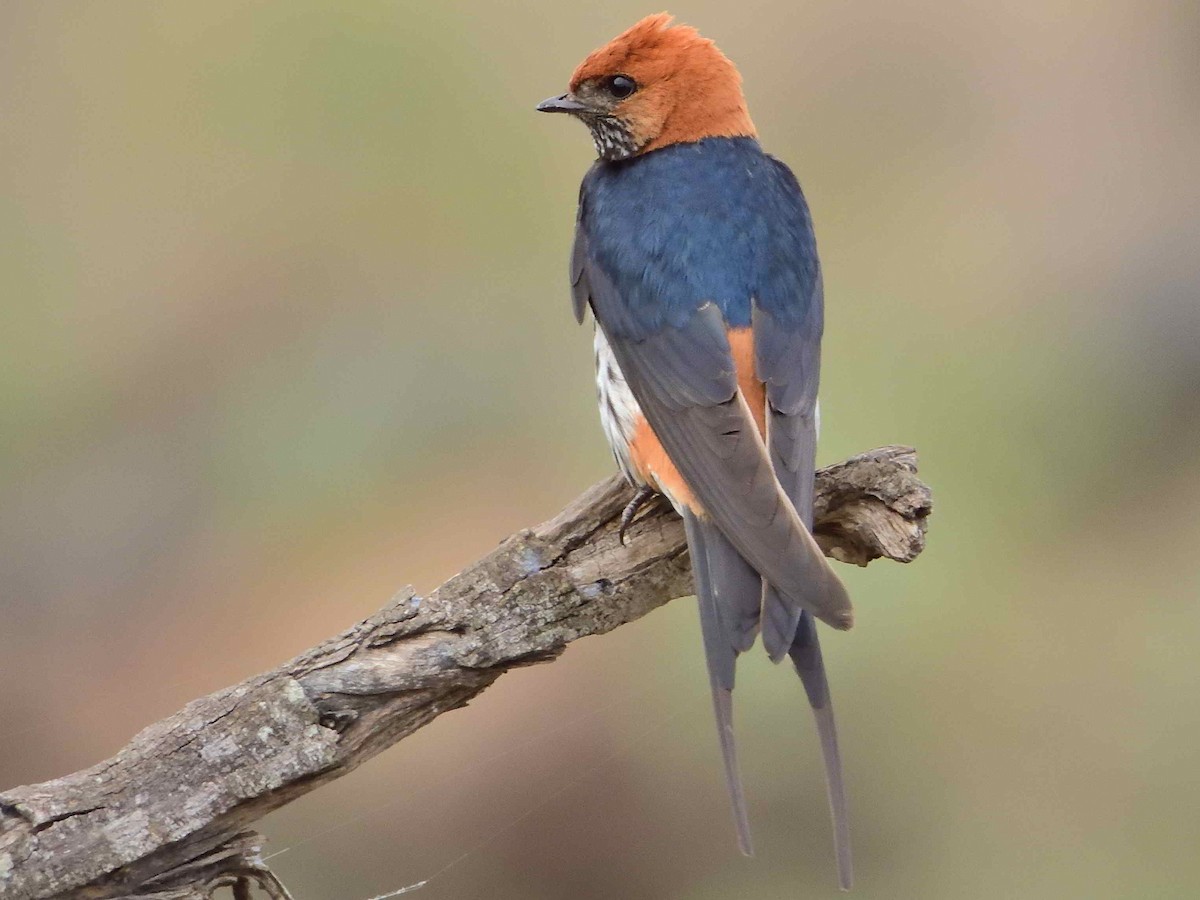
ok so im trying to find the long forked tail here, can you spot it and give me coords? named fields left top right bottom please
left=790, top=611, right=853, bottom=890
left=682, top=505, right=851, bottom=886
left=681, top=510, right=759, bottom=857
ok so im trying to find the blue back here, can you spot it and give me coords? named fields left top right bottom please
left=579, top=136, right=821, bottom=340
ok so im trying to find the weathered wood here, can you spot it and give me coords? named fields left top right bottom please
left=0, top=446, right=931, bottom=900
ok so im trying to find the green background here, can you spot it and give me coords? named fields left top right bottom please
left=3, top=2, right=1198, bottom=897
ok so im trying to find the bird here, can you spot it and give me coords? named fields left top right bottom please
left=537, top=13, right=854, bottom=890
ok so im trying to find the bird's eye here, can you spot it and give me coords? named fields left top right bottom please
left=605, top=75, right=637, bottom=100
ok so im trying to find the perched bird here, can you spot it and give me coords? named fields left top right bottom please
left=538, top=13, right=854, bottom=890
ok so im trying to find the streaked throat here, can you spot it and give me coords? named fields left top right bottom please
left=587, top=116, right=640, bottom=161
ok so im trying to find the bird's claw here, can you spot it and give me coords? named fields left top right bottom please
left=618, top=485, right=659, bottom=545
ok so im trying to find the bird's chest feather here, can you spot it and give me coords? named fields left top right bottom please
left=593, top=326, right=640, bottom=484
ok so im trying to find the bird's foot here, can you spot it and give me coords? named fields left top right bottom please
left=618, top=485, right=660, bottom=545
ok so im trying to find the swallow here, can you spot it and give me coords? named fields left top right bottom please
left=539, top=14, right=854, bottom=889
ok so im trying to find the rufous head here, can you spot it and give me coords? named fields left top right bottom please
left=537, top=13, right=756, bottom=161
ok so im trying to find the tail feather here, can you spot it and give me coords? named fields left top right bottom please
left=762, top=583, right=803, bottom=663
left=705, top=521, right=762, bottom=654
left=761, top=408, right=818, bottom=661
left=683, top=510, right=755, bottom=856
left=766, top=406, right=853, bottom=888
left=790, top=612, right=852, bottom=890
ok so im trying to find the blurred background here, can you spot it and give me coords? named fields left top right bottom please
left=2, top=1, right=1198, bottom=897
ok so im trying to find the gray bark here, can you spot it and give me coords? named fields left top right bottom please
left=0, top=446, right=931, bottom=900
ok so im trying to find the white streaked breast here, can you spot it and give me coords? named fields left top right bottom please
left=593, top=325, right=643, bottom=486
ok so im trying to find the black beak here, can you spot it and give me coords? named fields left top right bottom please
left=537, top=93, right=590, bottom=114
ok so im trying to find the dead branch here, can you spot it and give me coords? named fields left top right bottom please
left=0, top=446, right=931, bottom=900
